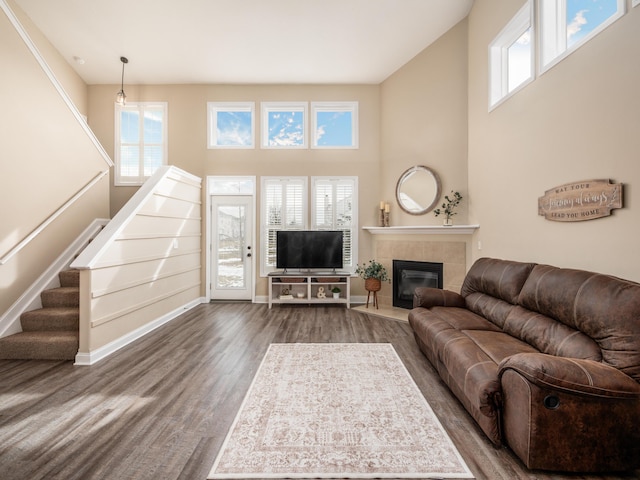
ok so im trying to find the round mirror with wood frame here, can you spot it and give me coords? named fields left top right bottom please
left=395, top=165, right=441, bottom=215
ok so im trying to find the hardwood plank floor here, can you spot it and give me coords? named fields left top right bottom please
left=0, top=303, right=638, bottom=480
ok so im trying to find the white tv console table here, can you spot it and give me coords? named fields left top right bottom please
left=268, top=271, right=351, bottom=309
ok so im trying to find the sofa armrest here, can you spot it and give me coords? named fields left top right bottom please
left=412, top=287, right=466, bottom=309
left=498, top=352, right=640, bottom=398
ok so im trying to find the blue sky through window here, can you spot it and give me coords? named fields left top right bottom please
left=316, top=111, right=353, bottom=147
left=566, top=0, right=618, bottom=46
left=267, top=111, right=304, bottom=146
left=217, top=111, right=252, bottom=146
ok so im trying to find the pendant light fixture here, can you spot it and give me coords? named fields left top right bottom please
left=115, top=56, right=128, bottom=105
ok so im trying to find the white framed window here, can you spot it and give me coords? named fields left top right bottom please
left=311, top=177, right=358, bottom=270
left=539, top=0, right=625, bottom=72
left=115, top=102, right=167, bottom=186
left=311, top=102, right=359, bottom=149
left=207, top=102, right=255, bottom=149
left=261, top=102, right=308, bottom=148
left=260, top=177, right=308, bottom=275
left=489, top=2, right=534, bottom=110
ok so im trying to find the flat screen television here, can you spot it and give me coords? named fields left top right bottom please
left=276, top=230, right=343, bottom=271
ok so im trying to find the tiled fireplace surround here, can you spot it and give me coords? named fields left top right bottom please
left=371, top=237, right=467, bottom=308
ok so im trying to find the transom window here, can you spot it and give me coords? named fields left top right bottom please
left=311, top=102, right=358, bottom=149
left=114, top=102, right=168, bottom=186
left=489, top=0, right=626, bottom=110
left=207, top=102, right=254, bottom=148
left=539, top=0, right=624, bottom=72
left=261, top=102, right=308, bottom=148
left=489, top=2, right=534, bottom=109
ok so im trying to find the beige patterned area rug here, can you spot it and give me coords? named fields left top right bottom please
left=209, top=343, right=474, bottom=479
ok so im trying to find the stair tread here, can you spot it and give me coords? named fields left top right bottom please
left=0, top=331, right=78, bottom=360
left=22, top=307, right=79, bottom=316
left=20, top=307, right=79, bottom=331
left=41, top=287, right=79, bottom=308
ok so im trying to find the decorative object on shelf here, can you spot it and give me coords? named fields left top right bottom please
left=396, top=165, right=442, bottom=215
left=538, top=179, right=623, bottom=222
left=317, top=286, right=326, bottom=299
left=434, top=190, right=463, bottom=226
left=296, top=293, right=305, bottom=298
left=331, top=286, right=341, bottom=299
left=356, top=260, right=390, bottom=309
left=379, top=201, right=391, bottom=227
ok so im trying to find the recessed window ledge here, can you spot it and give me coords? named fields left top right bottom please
left=362, top=225, right=479, bottom=235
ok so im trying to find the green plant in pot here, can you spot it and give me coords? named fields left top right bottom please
left=331, top=286, right=341, bottom=298
left=434, top=190, right=462, bottom=226
left=355, top=260, right=390, bottom=292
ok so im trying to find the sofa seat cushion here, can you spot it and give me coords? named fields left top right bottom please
left=463, top=330, right=539, bottom=365
left=439, top=330, right=502, bottom=419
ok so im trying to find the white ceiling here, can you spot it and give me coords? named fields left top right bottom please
left=13, top=0, right=473, bottom=85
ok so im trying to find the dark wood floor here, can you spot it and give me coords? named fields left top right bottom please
left=0, top=303, right=638, bottom=480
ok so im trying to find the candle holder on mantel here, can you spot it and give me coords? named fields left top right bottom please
left=379, top=202, right=391, bottom=227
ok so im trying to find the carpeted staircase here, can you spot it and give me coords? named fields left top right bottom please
left=0, top=270, right=79, bottom=361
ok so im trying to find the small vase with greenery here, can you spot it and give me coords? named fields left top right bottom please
left=355, top=260, right=390, bottom=292
left=331, top=286, right=341, bottom=298
left=433, top=190, right=463, bottom=226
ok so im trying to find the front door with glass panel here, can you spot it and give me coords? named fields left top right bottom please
left=211, top=196, right=253, bottom=300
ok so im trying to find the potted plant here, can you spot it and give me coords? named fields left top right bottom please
left=434, top=190, right=463, bottom=226
left=331, top=286, right=341, bottom=299
left=355, top=260, right=390, bottom=292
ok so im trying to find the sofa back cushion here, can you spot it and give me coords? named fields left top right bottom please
left=518, top=264, right=640, bottom=382
left=461, top=258, right=536, bottom=328
left=503, top=306, right=602, bottom=361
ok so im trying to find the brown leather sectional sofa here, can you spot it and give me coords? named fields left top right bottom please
left=408, top=257, right=640, bottom=472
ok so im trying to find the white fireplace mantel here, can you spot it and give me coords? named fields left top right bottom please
left=362, top=225, right=479, bottom=235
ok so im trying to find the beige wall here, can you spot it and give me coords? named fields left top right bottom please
left=7, top=0, right=87, bottom=114
left=467, top=0, right=640, bottom=282
left=380, top=18, right=469, bottom=226
left=0, top=1, right=110, bottom=317
left=88, top=83, right=381, bottom=297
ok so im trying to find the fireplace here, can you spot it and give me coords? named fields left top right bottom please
left=393, top=260, right=443, bottom=309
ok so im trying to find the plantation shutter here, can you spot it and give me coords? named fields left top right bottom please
left=311, top=177, right=357, bottom=269
left=262, top=177, right=307, bottom=269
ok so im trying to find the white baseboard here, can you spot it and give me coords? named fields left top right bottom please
left=74, top=297, right=206, bottom=366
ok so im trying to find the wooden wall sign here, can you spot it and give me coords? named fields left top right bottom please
left=538, top=179, right=623, bottom=222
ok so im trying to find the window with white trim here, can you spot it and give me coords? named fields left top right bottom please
left=115, top=102, right=167, bottom=186
left=539, top=0, right=625, bottom=72
left=261, top=102, right=308, bottom=148
left=489, top=2, right=534, bottom=109
left=261, top=177, right=307, bottom=274
left=207, top=102, right=254, bottom=148
left=311, top=102, right=358, bottom=148
left=311, top=177, right=358, bottom=269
